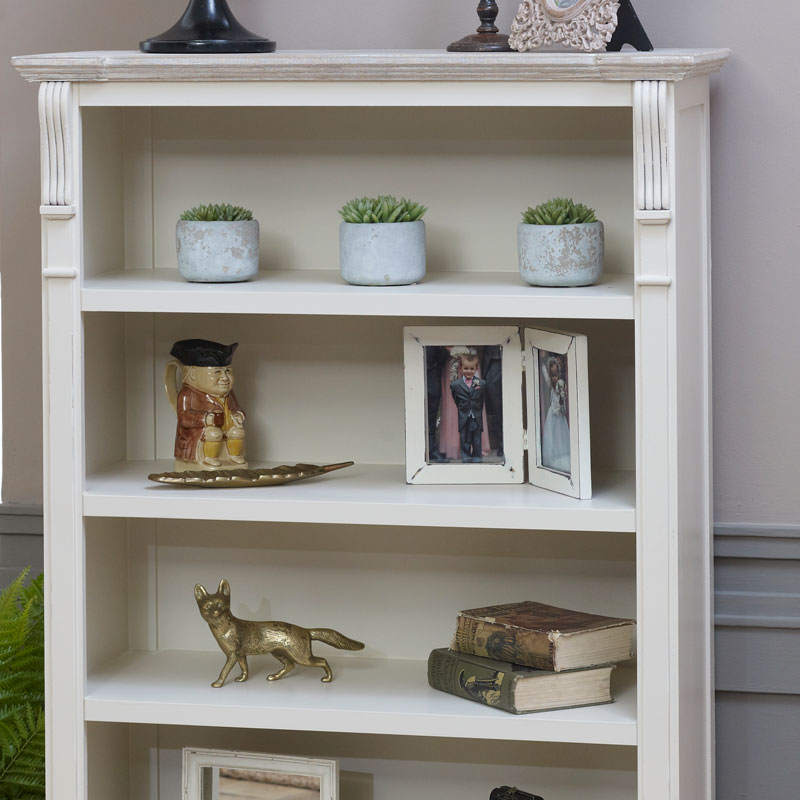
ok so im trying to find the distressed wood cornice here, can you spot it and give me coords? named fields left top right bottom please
left=12, top=48, right=730, bottom=83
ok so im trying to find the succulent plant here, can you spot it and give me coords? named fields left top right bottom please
left=339, top=195, right=427, bottom=224
left=521, top=198, right=597, bottom=225
left=180, top=203, right=254, bottom=222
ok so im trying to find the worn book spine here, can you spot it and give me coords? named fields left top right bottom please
left=451, top=615, right=555, bottom=670
left=427, top=648, right=525, bottom=713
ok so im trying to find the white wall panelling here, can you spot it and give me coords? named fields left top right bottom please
left=0, top=505, right=44, bottom=587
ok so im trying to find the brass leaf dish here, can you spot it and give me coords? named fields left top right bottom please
left=148, top=461, right=354, bottom=488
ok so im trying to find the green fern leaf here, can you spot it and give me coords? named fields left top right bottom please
left=0, top=572, right=45, bottom=798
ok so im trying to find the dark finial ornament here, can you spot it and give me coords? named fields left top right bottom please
left=140, top=0, right=276, bottom=54
left=447, top=0, right=512, bottom=52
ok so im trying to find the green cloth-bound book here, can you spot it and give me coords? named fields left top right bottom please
left=427, top=648, right=615, bottom=715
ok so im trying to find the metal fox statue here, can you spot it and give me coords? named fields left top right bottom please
left=194, top=578, right=365, bottom=687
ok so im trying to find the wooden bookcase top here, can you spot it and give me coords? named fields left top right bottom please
left=13, top=48, right=730, bottom=83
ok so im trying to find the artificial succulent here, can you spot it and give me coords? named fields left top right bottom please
left=180, top=203, right=254, bottom=222
left=521, top=198, right=597, bottom=225
left=339, top=195, right=427, bottom=224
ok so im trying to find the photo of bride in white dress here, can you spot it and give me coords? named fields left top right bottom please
left=539, top=352, right=571, bottom=476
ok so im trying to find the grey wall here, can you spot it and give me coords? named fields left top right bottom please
left=0, top=0, right=176, bottom=504
left=3, top=1, right=799, bottom=517
left=1, top=1, right=798, bottom=798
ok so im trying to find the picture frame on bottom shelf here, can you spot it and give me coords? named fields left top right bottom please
left=525, top=326, right=591, bottom=499
left=404, top=326, right=523, bottom=484
left=183, top=748, right=338, bottom=800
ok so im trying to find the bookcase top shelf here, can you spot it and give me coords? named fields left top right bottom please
left=82, top=269, right=635, bottom=319
left=13, top=48, right=730, bottom=83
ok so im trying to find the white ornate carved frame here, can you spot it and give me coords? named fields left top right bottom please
left=510, top=0, right=621, bottom=52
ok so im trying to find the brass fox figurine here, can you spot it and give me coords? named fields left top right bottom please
left=194, top=578, right=365, bottom=687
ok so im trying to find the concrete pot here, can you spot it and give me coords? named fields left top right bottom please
left=339, top=221, right=426, bottom=286
left=518, top=221, right=604, bottom=287
left=176, top=219, right=260, bottom=282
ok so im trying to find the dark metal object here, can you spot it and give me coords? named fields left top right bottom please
left=490, top=788, right=544, bottom=800
left=447, top=0, right=512, bottom=52
left=140, top=0, right=276, bottom=54
left=606, top=0, right=653, bottom=52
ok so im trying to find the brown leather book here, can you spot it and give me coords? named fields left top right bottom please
left=451, top=601, right=635, bottom=672
left=428, top=648, right=615, bottom=714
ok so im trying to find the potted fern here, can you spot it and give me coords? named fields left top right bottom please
left=176, top=203, right=259, bottom=282
left=338, top=195, right=427, bottom=285
left=518, top=198, right=604, bottom=287
left=0, top=569, right=45, bottom=797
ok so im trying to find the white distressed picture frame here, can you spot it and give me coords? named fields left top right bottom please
left=509, top=0, right=622, bottom=53
left=404, top=326, right=523, bottom=484
left=525, top=327, right=591, bottom=499
left=183, top=748, right=338, bottom=800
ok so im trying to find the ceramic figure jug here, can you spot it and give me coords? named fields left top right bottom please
left=165, top=339, right=248, bottom=471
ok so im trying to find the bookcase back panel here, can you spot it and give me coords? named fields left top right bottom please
left=81, top=106, right=634, bottom=278
left=110, top=519, right=636, bottom=660
left=86, top=722, right=637, bottom=800
left=82, top=313, right=635, bottom=470
left=87, top=723, right=130, bottom=800
left=157, top=727, right=637, bottom=800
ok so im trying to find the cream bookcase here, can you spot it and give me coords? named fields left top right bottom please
left=13, top=49, right=728, bottom=800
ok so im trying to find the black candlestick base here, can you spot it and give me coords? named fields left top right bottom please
left=447, top=0, right=512, bottom=52
left=447, top=32, right=511, bottom=53
left=141, top=0, right=276, bottom=54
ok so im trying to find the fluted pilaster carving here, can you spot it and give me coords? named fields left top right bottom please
left=634, top=80, right=669, bottom=211
left=38, top=81, right=74, bottom=207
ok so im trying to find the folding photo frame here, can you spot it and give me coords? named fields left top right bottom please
left=403, top=326, right=524, bottom=484
left=403, top=325, right=591, bottom=496
left=525, top=326, right=591, bottom=499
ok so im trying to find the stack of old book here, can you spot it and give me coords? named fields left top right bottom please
left=428, top=601, right=636, bottom=715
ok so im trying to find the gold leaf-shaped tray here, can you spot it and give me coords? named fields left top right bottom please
left=148, top=461, right=354, bottom=488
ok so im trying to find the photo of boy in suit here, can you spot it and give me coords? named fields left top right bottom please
left=450, top=354, right=486, bottom=462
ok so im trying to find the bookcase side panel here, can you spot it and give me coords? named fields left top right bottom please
left=673, top=76, right=714, bottom=800
left=634, top=75, right=715, bottom=800
left=633, top=80, right=674, bottom=800
left=40, top=80, right=86, bottom=800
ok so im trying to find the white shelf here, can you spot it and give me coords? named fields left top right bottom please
left=81, top=269, right=635, bottom=319
left=85, top=651, right=637, bottom=746
left=84, top=461, right=636, bottom=531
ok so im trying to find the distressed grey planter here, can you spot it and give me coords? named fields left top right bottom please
left=518, top=221, right=604, bottom=287
left=339, top=221, right=426, bottom=286
left=176, top=219, right=260, bottom=283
